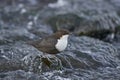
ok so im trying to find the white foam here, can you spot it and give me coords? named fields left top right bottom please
left=48, top=0, right=68, bottom=8
left=20, top=8, right=27, bottom=14
left=27, top=21, right=33, bottom=29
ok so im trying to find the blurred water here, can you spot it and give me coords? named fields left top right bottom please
left=0, top=0, right=120, bottom=80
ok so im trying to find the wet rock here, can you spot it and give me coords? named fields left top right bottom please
left=0, top=35, right=119, bottom=73
left=0, top=67, right=120, bottom=80
left=58, top=35, right=120, bottom=69
left=0, top=43, right=34, bottom=72
left=0, top=0, right=120, bottom=41
left=0, top=0, right=120, bottom=80
left=39, top=0, right=120, bottom=39
left=0, top=42, right=63, bottom=73
left=46, top=13, right=80, bottom=32
left=62, top=67, right=120, bottom=80
left=23, top=35, right=120, bottom=71
left=0, top=70, right=41, bottom=80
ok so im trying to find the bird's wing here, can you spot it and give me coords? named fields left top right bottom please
left=37, top=37, right=57, bottom=48
left=31, top=37, right=58, bottom=54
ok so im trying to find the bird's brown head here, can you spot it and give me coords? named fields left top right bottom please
left=53, top=29, right=70, bottom=39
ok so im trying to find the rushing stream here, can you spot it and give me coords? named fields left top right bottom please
left=0, top=0, right=120, bottom=80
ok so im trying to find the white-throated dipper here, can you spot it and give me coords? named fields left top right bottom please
left=28, top=29, right=69, bottom=54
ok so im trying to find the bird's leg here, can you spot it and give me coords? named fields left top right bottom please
left=41, top=53, right=53, bottom=68
left=42, top=53, right=53, bottom=62
left=52, top=55, right=64, bottom=70
left=42, top=53, right=63, bottom=70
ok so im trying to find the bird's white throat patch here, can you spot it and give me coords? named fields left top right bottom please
left=55, top=34, right=69, bottom=52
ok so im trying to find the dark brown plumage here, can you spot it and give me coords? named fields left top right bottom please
left=28, top=29, right=69, bottom=54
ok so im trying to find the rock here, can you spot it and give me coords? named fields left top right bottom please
left=58, top=35, right=119, bottom=69
left=39, top=0, right=120, bottom=40
left=0, top=0, right=120, bottom=80
left=0, top=43, right=34, bottom=72
left=0, top=42, right=63, bottom=73
left=46, top=13, right=80, bottom=32
left=0, top=70, right=41, bottom=80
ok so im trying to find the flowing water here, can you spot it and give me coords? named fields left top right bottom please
left=0, top=0, right=120, bottom=80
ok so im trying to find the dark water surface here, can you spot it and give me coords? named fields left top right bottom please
left=0, top=0, right=120, bottom=80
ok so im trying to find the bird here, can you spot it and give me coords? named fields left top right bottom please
left=28, top=29, right=70, bottom=54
